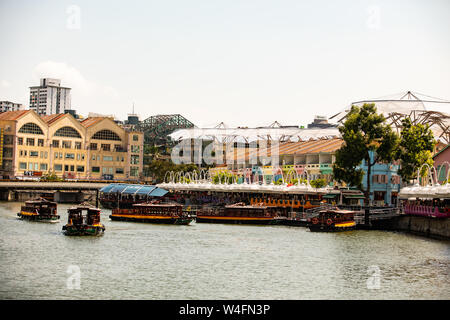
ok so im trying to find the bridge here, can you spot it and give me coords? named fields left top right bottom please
left=0, top=181, right=111, bottom=203
left=0, top=181, right=109, bottom=190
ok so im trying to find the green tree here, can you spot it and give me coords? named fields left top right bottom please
left=310, top=178, right=327, bottom=189
left=332, top=104, right=399, bottom=212
left=396, top=117, right=435, bottom=183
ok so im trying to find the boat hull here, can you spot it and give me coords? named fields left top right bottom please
left=62, top=224, right=105, bottom=236
left=308, top=221, right=356, bottom=232
left=17, top=211, right=60, bottom=223
left=109, top=214, right=193, bottom=225
left=195, top=216, right=278, bottom=225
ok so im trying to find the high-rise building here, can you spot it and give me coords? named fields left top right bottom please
left=0, top=101, right=25, bottom=112
left=29, top=78, right=71, bottom=115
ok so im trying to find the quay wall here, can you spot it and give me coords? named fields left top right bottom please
left=391, top=216, right=450, bottom=240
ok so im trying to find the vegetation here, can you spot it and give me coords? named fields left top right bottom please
left=309, top=178, right=327, bottom=189
left=332, top=103, right=399, bottom=206
left=396, top=117, right=435, bottom=182
left=40, top=171, right=63, bottom=182
left=144, top=160, right=199, bottom=183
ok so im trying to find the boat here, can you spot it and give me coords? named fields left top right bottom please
left=307, top=209, right=356, bottom=232
left=109, top=202, right=193, bottom=225
left=17, top=198, right=59, bottom=222
left=196, top=202, right=280, bottom=225
left=62, top=204, right=105, bottom=236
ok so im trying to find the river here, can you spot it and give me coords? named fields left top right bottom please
left=0, top=201, right=449, bottom=299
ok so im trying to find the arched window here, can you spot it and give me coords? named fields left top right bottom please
left=54, top=126, right=82, bottom=138
left=91, top=129, right=121, bottom=141
left=18, top=123, right=44, bottom=135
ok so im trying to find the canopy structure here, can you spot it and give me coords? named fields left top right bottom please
left=99, top=184, right=168, bottom=197
left=329, top=91, right=450, bottom=143
left=169, top=127, right=341, bottom=143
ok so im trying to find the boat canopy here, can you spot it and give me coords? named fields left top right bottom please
left=99, top=183, right=168, bottom=197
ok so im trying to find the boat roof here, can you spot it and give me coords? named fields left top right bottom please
left=99, top=183, right=168, bottom=197
left=319, top=209, right=354, bottom=214
left=68, top=205, right=100, bottom=211
left=133, top=202, right=181, bottom=207
left=225, top=204, right=268, bottom=209
left=25, top=198, right=57, bottom=205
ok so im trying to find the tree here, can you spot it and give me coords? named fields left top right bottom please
left=333, top=104, right=399, bottom=217
left=310, top=178, right=327, bottom=189
left=396, top=117, right=435, bottom=183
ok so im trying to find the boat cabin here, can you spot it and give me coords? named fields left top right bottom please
left=21, top=199, right=57, bottom=215
left=67, top=206, right=101, bottom=225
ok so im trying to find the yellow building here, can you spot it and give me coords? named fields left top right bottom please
left=0, top=110, right=143, bottom=181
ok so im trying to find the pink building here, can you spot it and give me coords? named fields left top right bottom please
left=434, top=144, right=450, bottom=183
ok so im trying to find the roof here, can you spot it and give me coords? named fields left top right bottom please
left=227, top=138, right=344, bottom=162
left=0, top=110, right=31, bottom=121
left=99, top=183, right=168, bottom=197
left=433, top=144, right=449, bottom=159
left=81, top=117, right=108, bottom=128
left=41, top=113, right=66, bottom=124
left=169, top=127, right=341, bottom=143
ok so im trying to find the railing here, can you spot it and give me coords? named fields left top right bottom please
left=402, top=205, right=450, bottom=218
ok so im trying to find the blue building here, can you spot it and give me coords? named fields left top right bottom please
left=358, top=151, right=401, bottom=206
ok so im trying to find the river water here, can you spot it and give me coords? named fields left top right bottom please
left=0, top=201, right=449, bottom=300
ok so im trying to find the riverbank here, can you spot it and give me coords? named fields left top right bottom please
left=390, top=215, right=450, bottom=241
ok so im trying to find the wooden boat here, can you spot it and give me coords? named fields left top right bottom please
left=62, top=204, right=105, bottom=236
left=110, top=202, right=193, bottom=225
left=17, top=198, right=59, bottom=222
left=196, top=202, right=280, bottom=225
left=307, top=209, right=356, bottom=232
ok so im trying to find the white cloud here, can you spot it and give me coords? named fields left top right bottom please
left=32, top=61, right=120, bottom=114
left=1, top=80, right=11, bottom=88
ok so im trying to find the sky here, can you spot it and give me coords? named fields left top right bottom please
left=0, top=0, right=449, bottom=128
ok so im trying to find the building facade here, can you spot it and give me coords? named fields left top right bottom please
left=0, top=110, right=143, bottom=181
left=29, top=78, right=71, bottom=115
left=0, top=101, right=25, bottom=112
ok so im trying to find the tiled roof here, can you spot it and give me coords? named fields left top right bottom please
left=227, top=138, right=344, bottom=162
left=41, top=113, right=66, bottom=124
left=0, top=110, right=31, bottom=121
left=80, top=117, right=106, bottom=128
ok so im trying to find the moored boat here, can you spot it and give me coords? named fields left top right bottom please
left=62, top=204, right=105, bottom=236
left=17, top=198, right=59, bottom=222
left=196, top=202, right=280, bottom=225
left=110, top=202, right=193, bottom=225
left=307, top=209, right=356, bottom=232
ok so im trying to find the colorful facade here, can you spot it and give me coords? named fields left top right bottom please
left=0, top=110, right=143, bottom=181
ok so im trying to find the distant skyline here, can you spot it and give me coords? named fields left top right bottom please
left=1, top=0, right=449, bottom=127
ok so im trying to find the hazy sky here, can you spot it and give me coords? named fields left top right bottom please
left=0, top=0, right=449, bottom=127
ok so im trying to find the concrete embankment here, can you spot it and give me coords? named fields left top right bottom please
left=390, top=215, right=450, bottom=240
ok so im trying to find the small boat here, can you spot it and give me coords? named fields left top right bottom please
left=62, top=204, right=105, bottom=236
left=307, top=209, right=356, bottom=232
left=196, top=202, right=280, bottom=225
left=110, top=202, right=193, bottom=225
left=17, top=198, right=59, bottom=222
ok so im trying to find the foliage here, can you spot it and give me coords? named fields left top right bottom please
left=144, top=160, right=199, bottom=183
left=212, top=172, right=238, bottom=184
left=310, top=178, right=327, bottom=188
left=332, top=103, right=399, bottom=204
left=40, top=171, right=63, bottom=182
left=396, top=117, right=435, bottom=182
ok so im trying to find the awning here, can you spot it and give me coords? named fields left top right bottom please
left=343, top=194, right=365, bottom=199
left=322, top=194, right=338, bottom=199
left=100, top=183, right=167, bottom=197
